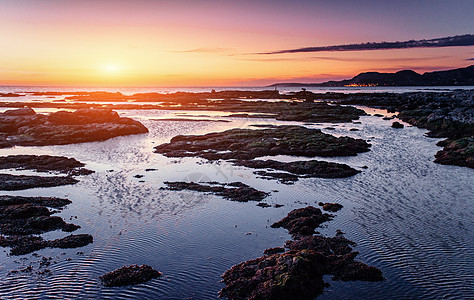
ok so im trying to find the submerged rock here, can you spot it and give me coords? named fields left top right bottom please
left=154, top=125, right=370, bottom=161
left=100, top=265, right=161, bottom=287
left=0, top=108, right=148, bottom=148
left=163, top=181, right=268, bottom=202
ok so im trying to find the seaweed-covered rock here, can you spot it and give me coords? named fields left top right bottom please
left=163, top=181, right=268, bottom=202
left=155, top=125, right=370, bottom=160
left=100, top=265, right=161, bottom=287
left=434, top=137, right=474, bottom=168
left=271, top=206, right=332, bottom=237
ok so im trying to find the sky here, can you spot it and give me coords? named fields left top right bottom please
left=0, top=0, right=473, bottom=86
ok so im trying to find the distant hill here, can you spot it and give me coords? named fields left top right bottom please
left=269, top=65, right=474, bottom=87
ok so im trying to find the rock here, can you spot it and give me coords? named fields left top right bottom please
left=219, top=206, right=383, bottom=300
left=236, top=159, right=360, bottom=182
left=0, top=174, right=78, bottom=190
left=256, top=203, right=271, bottom=208
left=0, top=108, right=148, bottom=148
left=0, top=155, right=94, bottom=175
left=263, top=247, right=285, bottom=255
left=270, top=206, right=333, bottom=237
left=154, top=125, right=371, bottom=160
left=318, top=202, right=344, bottom=212
left=335, top=90, right=473, bottom=168
left=100, top=265, right=161, bottom=287
left=434, top=137, right=474, bottom=168
left=0, top=196, right=92, bottom=255
left=391, top=121, right=404, bottom=128
left=162, top=181, right=269, bottom=202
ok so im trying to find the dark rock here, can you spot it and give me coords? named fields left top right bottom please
left=236, top=159, right=360, bottom=182
left=271, top=206, right=332, bottom=237
left=0, top=196, right=92, bottom=255
left=100, top=265, right=161, bottom=287
left=391, top=121, right=404, bottom=128
left=163, top=181, right=269, bottom=202
left=349, top=128, right=359, bottom=131
left=48, top=234, right=93, bottom=249
left=155, top=125, right=371, bottom=161
left=256, top=203, right=271, bottom=208
left=317, top=202, right=344, bottom=212
left=434, top=137, right=474, bottom=168
left=263, top=247, right=285, bottom=255
left=0, top=155, right=94, bottom=175
left=219, top=207, right=383, bottom=300
left=134, top=174, right=144, bottom=178
left=334, top=90, right=473, bottom=168
left=0, top=174, right=78, bottom=190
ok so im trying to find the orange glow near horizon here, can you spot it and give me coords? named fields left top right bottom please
left=0, top=1, right=472, bottom=87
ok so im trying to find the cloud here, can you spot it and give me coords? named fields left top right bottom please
left=467, top=58, right=474, bottom=61
left=258, top=34, right=474, bottom=55
left=172, top=47, right=232, bottom=53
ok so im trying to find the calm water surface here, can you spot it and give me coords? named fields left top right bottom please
left=0, top=106, right=472, bottom=299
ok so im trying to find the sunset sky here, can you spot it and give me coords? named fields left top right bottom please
left=1, top=0, right=473, bottom=86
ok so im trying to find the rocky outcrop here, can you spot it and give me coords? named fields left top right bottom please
left=335, top=90, right=474, bottom=168
left=219, top=206, right=383, bottom=300
left=0, top=108, right=148, bottom=148
left=155, top=125, right=370, bottom=160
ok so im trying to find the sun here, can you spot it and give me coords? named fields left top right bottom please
left=101, top=64, right=121, bottom=75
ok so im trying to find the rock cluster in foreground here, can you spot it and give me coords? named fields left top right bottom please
left=100, top=265, right=162, bottom=287
left=219, top=206, right=383, bottom=300
left=0, top=107, right=148, bottom=148
left=0, top=195, right=93, bottom=255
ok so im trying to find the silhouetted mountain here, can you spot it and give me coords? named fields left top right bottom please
left=269, top=65, right=474, bottom=87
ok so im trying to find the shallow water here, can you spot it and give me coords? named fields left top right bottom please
left=0, top=108, right=472, bottom=299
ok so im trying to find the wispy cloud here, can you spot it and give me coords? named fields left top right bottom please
left=172, top=47, right=232, bottom=53
left=258, top=34, right=474, bottom=55
left=467, top=58, right=474, bottom=61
